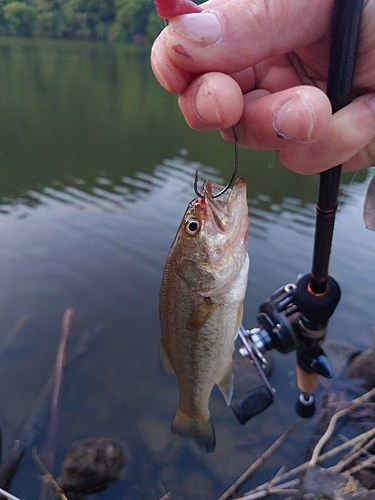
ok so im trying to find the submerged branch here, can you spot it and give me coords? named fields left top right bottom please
left=40, top=308, right=74, bottom=500
left=33, top=448, right=68, bottom=500
left=218, top=419, right=300, bottom=500
left=0, top=312, right=101, bottom=490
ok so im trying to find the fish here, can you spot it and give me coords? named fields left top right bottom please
left=159, top=178, right=250, bottom=452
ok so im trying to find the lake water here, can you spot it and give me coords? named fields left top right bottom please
left=0, top=38, right=374, bottom=499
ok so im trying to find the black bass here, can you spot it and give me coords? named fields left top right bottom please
left=159, top=178, right=250, bottom=452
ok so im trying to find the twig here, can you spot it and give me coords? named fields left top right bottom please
left=241, top=427, right=375, bottom=498
left=218, top=419, right=300, bottom=500
left=309, top=387, right=375, bottom=466
left=344, top=452, right=375, bottom=475
left=238, top=479, right=299, bottom=500
left=158, top=479, right=172, bottom=499
left=0, top=488, right=22, bottom=500
left=41, top=308, right=74, bottom=500
left=260, top=465, right=287, bottom=496
left=159, top=493, right=172, bottom=500
left=33, top=449, right=68, bottom=500
left=329, top=435, right=375, bottom=473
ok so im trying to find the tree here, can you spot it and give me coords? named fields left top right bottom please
left=63, top=0, right=115, bottom=39
left=108, top=0, right=156, bottom=43
left=3, top=1, right=36, bottom=36
left=0, top=0, right=168, bottom=42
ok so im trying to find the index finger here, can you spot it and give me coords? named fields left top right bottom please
left=162, top=0, right=333, bottom=75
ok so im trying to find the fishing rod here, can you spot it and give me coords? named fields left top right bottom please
left=232, top=0, right=364, bottom=424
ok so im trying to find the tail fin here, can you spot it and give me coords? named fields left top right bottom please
left=171, top=409, right=216, bottom=453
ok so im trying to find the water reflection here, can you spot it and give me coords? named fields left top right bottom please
left=0, top=150, right=324, bottom=242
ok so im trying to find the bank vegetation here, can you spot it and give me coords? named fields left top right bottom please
left=0, top=0, right=180, bottom=44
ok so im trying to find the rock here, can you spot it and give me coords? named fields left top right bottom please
left=347, top=326, right=375, bottom=389
left=355, top=469, right=375, bottom=490
left=58, top=437, right=126, bottom=495
left=293, top=466, right=368, bottom=500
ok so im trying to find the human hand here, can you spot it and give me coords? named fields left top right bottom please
left=151, top=0, right=375, bottom=174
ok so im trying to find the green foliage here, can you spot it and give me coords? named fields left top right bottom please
left=109, top=0, right=159, bottom=43
left=0, top=0, right=169, bottom=43
left=3, top=1, right=36, bottom=36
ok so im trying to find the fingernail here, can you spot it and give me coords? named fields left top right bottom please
left=194, top=79, right=223, bottom=124
left=273, top=93, right=315, bottom=141
left=169, top=12, right=222, bottom=45
left=366, top=94, right=375, bottom=112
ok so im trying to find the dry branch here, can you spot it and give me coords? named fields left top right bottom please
left=238, top=479, right=299, bottom=500
left=329, top=435, right=375, bottom=473
left=309, top=387, right=375, bottom=466
left=240, top=427, right=375, bottom=500
left=0, top=488, right=22, bottom=500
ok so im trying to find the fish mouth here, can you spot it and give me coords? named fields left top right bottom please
left=201, top=178, right=248, bottom=236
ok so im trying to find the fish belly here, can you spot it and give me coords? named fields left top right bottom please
left=160, top=253, right=249, bottom=452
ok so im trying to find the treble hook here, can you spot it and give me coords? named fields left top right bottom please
left=194, top=126, right=239, bottom=199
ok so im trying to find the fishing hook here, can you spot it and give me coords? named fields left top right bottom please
left=194, top=126, right=239, bottom=199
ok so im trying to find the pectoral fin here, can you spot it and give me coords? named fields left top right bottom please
left=186, top=298, right=217, bottom=331
left=178, top=260, right=215, bottom=292
left=159, top=342, right=174, bottom=375
left=217, top=363, right=234, bottom=405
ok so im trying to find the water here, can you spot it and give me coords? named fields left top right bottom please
left=0, top=38, right=374, bottom=499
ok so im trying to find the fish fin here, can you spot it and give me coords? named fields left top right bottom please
left=217, top=363, right=234, bottom=405
left=171, top=408, right=216, bottom=453
left=186, top=298, right=217, bottom=331
left=234, top=303, right=244, bottom=340
left=178, top=260, right=215, bottom=292
left=159, top=343, right=174, bottom=375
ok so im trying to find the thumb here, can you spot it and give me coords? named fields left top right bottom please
left=163, top=0, right=334, bottom=74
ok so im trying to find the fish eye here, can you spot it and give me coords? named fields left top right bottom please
left=185, top=217, right=200, bottom=235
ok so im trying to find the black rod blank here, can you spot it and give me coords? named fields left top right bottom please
left=310, top=0, right=363, bottom=295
